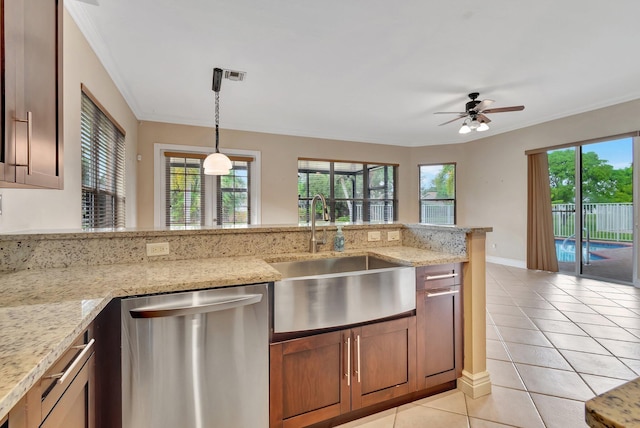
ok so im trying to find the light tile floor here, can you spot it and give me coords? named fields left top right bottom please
left=337, top=263, right=640, bottom=428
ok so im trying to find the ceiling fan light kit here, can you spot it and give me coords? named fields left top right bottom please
left=437, top=92, right=524, bottom=135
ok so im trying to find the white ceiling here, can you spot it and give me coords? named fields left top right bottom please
left=66, top=0, right=640, bottom=147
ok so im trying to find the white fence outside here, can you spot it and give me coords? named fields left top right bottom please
left=420, top=203, right=455, bottom=225
left=356, top=203, right=394, bottom=222
left=552, top=203, right=633, bottom=242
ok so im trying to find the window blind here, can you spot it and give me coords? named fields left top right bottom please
left=217, top=158, right=252, bottom=226
left=164, top=152, right=206, bottom=227
left=81, top=91, right=126, bottom=229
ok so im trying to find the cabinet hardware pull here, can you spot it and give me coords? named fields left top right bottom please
left=425, top=273, right=458, bottom=281
left=356, top=334, right=361, bottom=383
left=426, top=288, right=459, bottom=298
left=46, top=338, right=95, bottom=384
left=14, top=111, right=33, bottom=175
left=345, top=336, right=351, bottom=387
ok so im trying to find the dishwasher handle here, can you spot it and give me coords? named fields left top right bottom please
left=130, top=294, right=263, bottom=319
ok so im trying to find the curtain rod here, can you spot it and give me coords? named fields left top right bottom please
left=524, top=131, right=640, bottom=156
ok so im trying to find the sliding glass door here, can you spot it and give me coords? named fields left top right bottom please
left=550, top=137, right=635, bottom=284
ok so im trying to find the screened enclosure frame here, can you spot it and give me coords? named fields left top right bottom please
left=298, top=158, right=398, bottom=223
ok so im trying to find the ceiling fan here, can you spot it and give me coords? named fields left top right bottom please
left=435, top=92, right=525, bottom=134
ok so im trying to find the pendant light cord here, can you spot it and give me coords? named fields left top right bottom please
left=214, top=91, right=220, bottom=153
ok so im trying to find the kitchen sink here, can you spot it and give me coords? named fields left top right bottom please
left=269, top=255, right=405, bottom=278
left=270, top=255, right=416, bottom=334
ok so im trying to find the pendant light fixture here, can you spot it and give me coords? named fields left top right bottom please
left=203, top=67, right=232, bottom=175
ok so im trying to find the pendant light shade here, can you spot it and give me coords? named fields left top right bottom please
left=204, top=152, right=232, bottom=175
left=205, top=67, right=232, bottom=176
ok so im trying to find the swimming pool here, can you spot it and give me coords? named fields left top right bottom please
left=555, top=239, right=628, bottom=263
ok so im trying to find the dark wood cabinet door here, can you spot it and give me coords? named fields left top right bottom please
left=350, top=317, right=416, bottom=410
left=270, top=330, right=350, bottom=428
left=1, top=0, right=62, bottom=188
left=416, top=274, right=463, bottom=389
left=19, top=0, right=62, bottom=188
left=40, top=354, right=95, bottom=428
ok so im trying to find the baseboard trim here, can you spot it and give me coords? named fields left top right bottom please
left=458, top=370, right=492, bottom=399
left=486, top=256, right=526, bottom=269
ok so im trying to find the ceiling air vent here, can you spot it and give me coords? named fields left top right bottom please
left=224, top=70, right=246, bottom=82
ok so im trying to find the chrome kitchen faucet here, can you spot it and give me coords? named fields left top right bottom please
left=309, top=194, right=330, bottom=253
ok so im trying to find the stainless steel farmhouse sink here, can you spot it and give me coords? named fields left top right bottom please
left=270, top=255, right=416, bottom=333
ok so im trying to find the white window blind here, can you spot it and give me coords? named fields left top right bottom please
left=81, top=89, right=126, bottom=229
left=217, top=156, right=252, bottom=226
left=164, top=152, right=206, bottom=227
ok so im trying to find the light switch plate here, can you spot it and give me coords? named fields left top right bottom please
left=368, top=231, right=381, bottom=242
left=147, top=242, right=170, bottom=256
left=387, top=230, right=400, bottom=242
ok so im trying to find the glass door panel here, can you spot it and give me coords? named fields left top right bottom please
left=579, top=138, right=634, bottom=283
left=550, top=138, right=635, bottom=284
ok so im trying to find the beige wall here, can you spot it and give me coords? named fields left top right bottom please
left=411, top=98, right=640, bottom=266
left=0, top=9, right=138, bottom=233
left=137, top=122, right=414, bottom=227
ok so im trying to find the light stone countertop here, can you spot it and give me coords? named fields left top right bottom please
left=585, top=377, right=640, bottom=427
left=0, top=246, right=465, bottom=421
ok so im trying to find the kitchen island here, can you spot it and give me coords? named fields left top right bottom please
left=0, top=223, right=491, bottom=423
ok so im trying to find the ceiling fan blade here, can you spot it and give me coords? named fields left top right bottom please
left=434, top=111, right=467, bottom=115
left=474, top=99, right=494, bottom=112
left=477, top=114, right=492, bottom=124
left=482, top=105, right=525, bottom=114
left=438, top=115, right=466, bottom=126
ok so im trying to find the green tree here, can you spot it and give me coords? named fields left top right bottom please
left=433, top=164, right=455, bottom=198
left=547, top=149, right=632, bottom=203
left=547, top=149, right=575, bottom=203
left=610, top=167, right=633, bottom=202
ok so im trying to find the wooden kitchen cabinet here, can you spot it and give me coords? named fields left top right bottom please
left=416, top=264, right=463, bottom=389
left=270, top=317, right=416, bottom=428
left=3, top=329, right=95, bottom=428
left=1, top=0, right=63, bottom=188
left=350, top=317, right=416, bottom=410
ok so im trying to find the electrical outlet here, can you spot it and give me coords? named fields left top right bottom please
left=368, top=231, right=381, bottom=242
left=387, top=230, right=400, bottom=242
left=146, top=242, right=170, bottom=256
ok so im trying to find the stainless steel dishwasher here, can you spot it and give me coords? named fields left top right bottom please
left=121, top=283, right=268, bottom=428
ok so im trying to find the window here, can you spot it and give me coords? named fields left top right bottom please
left=419, top=163, right=456, bottom=224
left=165, top=152, right=206, bottom=227
left=155, top=145, right=259, bottom=228
left=217, top=157, right=251, bottom=226
left=298, top=159, right=397, bottom=223
left=81, top=88, right=126, bottom=229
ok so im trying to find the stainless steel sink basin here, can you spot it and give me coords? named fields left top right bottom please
left=270, top=255, right=416, bottom=333
left=269, top=255, right=404, bottom=278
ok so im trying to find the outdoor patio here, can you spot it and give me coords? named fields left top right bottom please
left=558, top=245, right=633, bottom=284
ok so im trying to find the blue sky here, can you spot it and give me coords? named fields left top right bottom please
left=583, top=137, right=633, bottom=169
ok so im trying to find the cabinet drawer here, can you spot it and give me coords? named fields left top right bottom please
left=416, top=263, right=461, bottom=291
left=40, top=333, right=95, bottom=420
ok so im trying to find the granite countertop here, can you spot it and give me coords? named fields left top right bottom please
left=585, top=377, right=640, bottom=427
left=0, top=246, right=465, bottom=421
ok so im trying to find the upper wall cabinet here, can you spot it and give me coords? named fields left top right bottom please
left=1, top=0, right=63, bottom=189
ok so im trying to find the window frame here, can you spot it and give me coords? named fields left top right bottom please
left=164, top=152, right=207, bottom=228
left=153, top=144, right=261, bottom=227
left=80, top=87, right=126, bottom=229
left=298, top=158, right=398, bottom=223
left=418, top=162, right=457, bottom=225
left=217, top=156, right=252, bottom=226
